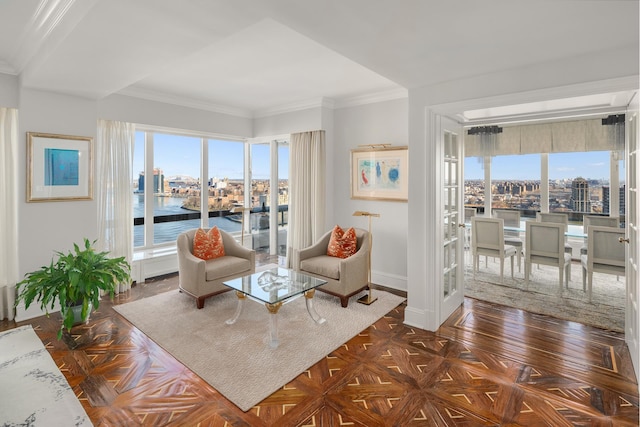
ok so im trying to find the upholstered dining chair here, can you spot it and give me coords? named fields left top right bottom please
left=493, top=209, right=523, bottom=272
left=536, top=212, right=573, bottom=256
left=525, top=221, right=571, bottom=293
left=580, top=215, right=620, bottom=255
left=177, top=228, right=255, bottom=309
left=294, top=227, right=370, bottom=307
left=581, top=225, right=625, bottom=303
left=471, top=217, right=517, bottom=284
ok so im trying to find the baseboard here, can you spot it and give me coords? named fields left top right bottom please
left=371, top=270, right=407, bottom=292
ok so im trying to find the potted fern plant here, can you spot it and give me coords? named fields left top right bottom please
left=16, top=238, right=131, bottom=339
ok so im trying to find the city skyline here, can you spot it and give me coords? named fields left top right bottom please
left=465, top=151, right=625, bottom=181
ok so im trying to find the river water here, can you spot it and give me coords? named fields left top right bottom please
left=133, top=194, right=240, bottom=247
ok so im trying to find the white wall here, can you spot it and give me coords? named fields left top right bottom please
left=0, top=73, right=18, bottom=107
left=253, top=107, right=323, bottom=137
left=16, top=88, right=99, bottom=320
left=333, top=98, right=409, bottom=290
left=405, top=46, right=640, bottom=331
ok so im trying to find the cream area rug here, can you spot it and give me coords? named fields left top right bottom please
left=0, top=325, right=92, bottom=426
left=464, top=254, right=625, bottom=332
left=114, top=285, right=405, bottom=411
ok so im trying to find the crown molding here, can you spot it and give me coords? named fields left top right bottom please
left=333, top=87, right=408, bottom=109
left=253, top=97, right=336, bottom=118
left=117, top=87, right=253, bottom=118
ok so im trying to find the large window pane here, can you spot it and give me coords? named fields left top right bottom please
left=491, top=154, right=540, bottom=219
left=153, top=134, right=201, bottom=245
left=277, top=142, right=289, bottom=256
left=251, top=144, right=270, bottom=251
left=208, top=139, right=244, bottom=234
left=548, top=151, right=610, bottom=216
left=132, top=131, right=146, bottom=248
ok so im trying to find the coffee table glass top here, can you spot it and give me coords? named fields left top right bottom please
left=223, top=267, right=327, bottom=305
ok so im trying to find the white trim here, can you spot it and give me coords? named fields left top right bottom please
left=334, top=88, right=408, bottom=109
left=118, top=87, right=253, bottom=118
left=253, top=97, right=335, bottom=118
left=135, top=123, right=247, bottom=143
left=439, top=76, right=639, bottom=119
left=372, top=270, right=407, bottom=292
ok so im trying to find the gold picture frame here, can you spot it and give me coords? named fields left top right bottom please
left=350, top=145, right=408, bottom=202
left=27, top=132, right=93, bottom=202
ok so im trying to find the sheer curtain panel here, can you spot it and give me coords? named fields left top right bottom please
left=0, top=108, right=18, bottom=320
left=286, top=130, right=326, bottom=267
left=97, top=120, right=135, bottom=293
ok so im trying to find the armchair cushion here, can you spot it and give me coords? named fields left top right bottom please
left=193, top=227, right=225, bottom=260
left=300, top=255, right=341, bottom=280
left=327, top=225, right=357, bottom=258
left=205, top=256, right=252, bottom=281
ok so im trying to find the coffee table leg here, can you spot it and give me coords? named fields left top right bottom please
left=225, top=291, right=246, bottom=325
left=305, top=290, right=327, bottom=325
left=266, top=302, right=283, bottom=348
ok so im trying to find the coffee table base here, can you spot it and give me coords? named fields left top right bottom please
left=225, top=289, right=326, bottom=348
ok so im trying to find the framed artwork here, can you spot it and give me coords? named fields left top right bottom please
left=350, top=145, right=408, bottom=201
left=27, top=132, right=93, bottom=202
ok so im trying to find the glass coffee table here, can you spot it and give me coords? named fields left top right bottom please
left=222, top=267, right=327, bottom=348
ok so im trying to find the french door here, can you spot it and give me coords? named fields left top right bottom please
left=625, top=94, right=639, bottom=376
left=440, top=116, right=465, bottom=322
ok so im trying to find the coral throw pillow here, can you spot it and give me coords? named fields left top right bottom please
left=327, top=225, right=357, bottom=258
left=192, top=227, right=226, bottom=260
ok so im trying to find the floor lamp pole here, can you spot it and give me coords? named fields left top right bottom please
left=231, top=206, right=249, bottom=246
left=353, top=210, right=380, bottom=305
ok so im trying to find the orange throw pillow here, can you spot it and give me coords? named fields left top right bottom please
left=327, top=225, right=357, bottom=258
left=192, top=227, right=226, bottom=260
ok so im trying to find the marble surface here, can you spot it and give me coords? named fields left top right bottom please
left=0, top=325, right=91, bottom=426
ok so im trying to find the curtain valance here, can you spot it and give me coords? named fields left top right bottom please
left=465, top=118, right=618, bottom=157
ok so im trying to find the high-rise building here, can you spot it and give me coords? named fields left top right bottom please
left=138, top=168, right=165, bottom=194
left=620, top=184, right=626, bottom=215
left=570, top=177, right=591, bottom=212
left=602, top=186, right=610, bottom=214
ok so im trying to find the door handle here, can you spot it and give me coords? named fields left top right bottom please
left=619, top=237, right=630, bottom=244
left=458, top=223, right=466, bottom=228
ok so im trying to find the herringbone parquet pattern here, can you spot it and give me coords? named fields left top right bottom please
left=2, top=260, right=638, bottom=426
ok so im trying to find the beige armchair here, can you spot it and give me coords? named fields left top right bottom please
left=177, top=228, right=255, bottom=309
left=294, top=227, right=370, bottom=307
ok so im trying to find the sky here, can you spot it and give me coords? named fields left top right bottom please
left=133, top=132, right=288, bottom=180
left=464, top=151, right=625, bottom=182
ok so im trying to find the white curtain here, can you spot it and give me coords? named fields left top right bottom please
left=0, top=108, right=18, bottom=320
left=97, top=120, right=135, bottom=293
left=286, top=130, right=326, bottom=267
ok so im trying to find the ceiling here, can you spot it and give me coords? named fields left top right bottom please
left=0, top=0, right=638, bottom=118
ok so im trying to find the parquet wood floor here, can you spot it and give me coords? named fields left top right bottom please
left=2, top=256, right=638, bottom=426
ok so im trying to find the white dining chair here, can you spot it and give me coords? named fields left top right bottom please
left=581, top=225, right=625, bottom=303
left=471, top=217, right=516, bottom=284
left=493, top=209, right=523, bottom=272
left=580, top=215, right=620, bottom=255
left=536, top=212, right=573, bottom=255
left=525, top=221, right=571, bottom=293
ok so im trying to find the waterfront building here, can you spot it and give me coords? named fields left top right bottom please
left=138, top=168, right=165, bottom=194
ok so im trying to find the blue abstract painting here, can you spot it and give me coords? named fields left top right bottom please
left=44, top=148, right=79, bottom=186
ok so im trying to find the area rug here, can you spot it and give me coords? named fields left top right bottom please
left=113, top=285, right=405, bottom=411
left=0, top=325, right=92, bottom=426
left=464, top=255, right=625, bottom=332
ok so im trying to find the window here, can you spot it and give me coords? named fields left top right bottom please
left=133, top=128, right=288, bottom=254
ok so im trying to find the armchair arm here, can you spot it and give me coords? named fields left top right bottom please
left=298, top=230, right=333, bottom=263
left=221, top=231, right=255, bottom=263
left=177, top=233, right=206, bottom=291
left=339, top=242, right=370, bottom=287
